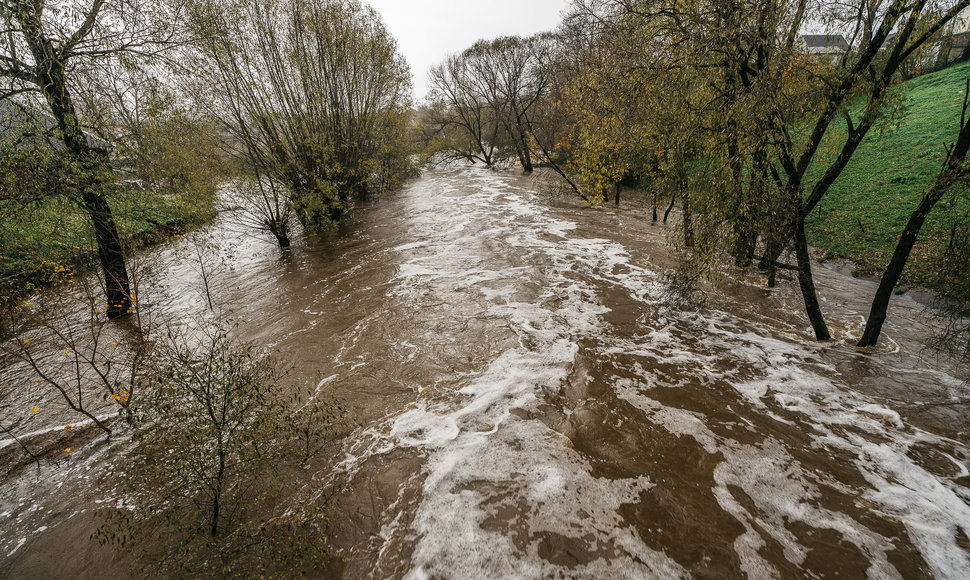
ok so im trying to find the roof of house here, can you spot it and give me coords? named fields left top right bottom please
left=800, top=34, right=849, bottom=53
left=0, top=99, right=37, bottom=144
left=1, top=99, right=111, bottom=151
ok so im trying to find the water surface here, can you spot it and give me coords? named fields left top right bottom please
left=2, top=165, right=969, bottom=579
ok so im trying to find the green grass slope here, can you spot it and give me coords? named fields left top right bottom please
left=0, top=188, right=215, bottom=311
left=806, top=59, right=970, bottom=284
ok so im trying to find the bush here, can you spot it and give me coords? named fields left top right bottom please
left=95, top=322, right=349, bottom=576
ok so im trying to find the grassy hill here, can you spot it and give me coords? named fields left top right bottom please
left=805, top=59, right=970, bottom=285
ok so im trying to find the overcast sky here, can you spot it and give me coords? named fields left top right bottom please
left=364, top=0, right=571, bottom=101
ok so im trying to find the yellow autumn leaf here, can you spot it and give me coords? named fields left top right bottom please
left=65, top=424, right=73, bottom=431
left=64, top=448, right=71, bottom=453
left=30, top=406, right=40, bottom=413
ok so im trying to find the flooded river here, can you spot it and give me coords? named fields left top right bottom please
left=2, top=165, right=970, bottom=578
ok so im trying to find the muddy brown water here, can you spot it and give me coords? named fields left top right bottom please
left=2, top=165, right=970, bottom=578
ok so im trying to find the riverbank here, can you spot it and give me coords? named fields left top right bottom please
left=0, top=186, right=217, bottom=317
left=805, top=59, right=970, bottom=287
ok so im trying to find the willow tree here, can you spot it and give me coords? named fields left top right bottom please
left=187, top=0, right=413, bottom=238
left=470, top=35, right=552, bottom=172
left=424, top=34, right=551, bottom=170
left=1, top=0, right=182, bottom=318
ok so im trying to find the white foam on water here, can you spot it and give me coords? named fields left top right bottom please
left=610, top=299, right=970, bottom=577
left=336, top=168, right=689, bottom=576
left=7, top=536, right=26, bottom=558
left=492, top=168, right=970, bottom=575
left=856, top=442, right=970, bottom=578
left=394, top=241, right=432, bottom=253
left=331, top=166, right=970, bottom=578
left=395, top=344, right=685, bottom=579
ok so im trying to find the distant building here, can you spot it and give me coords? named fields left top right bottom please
left=0, top=99, right=45, bottom=147
left=798, top=34, right=849, bottom=56
left=944, top=7, right=970, bottom=63
left=950, top=32, right=970, bottom=62
left=0, top=98, right=110, bottom=153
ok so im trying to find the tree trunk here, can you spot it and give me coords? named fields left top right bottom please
left=859, top=86, right=970, bottom=346
left=734, top=161, right=766, bottom=268
left=81, top=189, right=133, bottom=318
left=735, top=229, right=759, bottom=269
left=663, top=196, right=675, bottom=223
left=267, top=220, right=291, bottom=249
left=857, top=199, right=932, bottom=347
left=614, top=183, right=620, bottom=206
left=521, top=141, right=533, bottom=172
left=793, top=216, right=831, bottom=340
left=517, top=124, right=534, bottom=172
left=211, top=482, right=221, bottom=537
left=683, top=193, right=694, bottom=248
left=510, top=132, right=528, bottom=171
left=21, top=17, right=132, bottom=318
left=274, top=232, right=292, bottom=249
left=212, top=450, right=225, bottom=537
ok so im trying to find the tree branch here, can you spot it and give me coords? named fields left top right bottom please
left=59, top=0, right=105, bottom=58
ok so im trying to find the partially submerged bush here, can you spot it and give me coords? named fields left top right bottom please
left=96, top=322, right=349, bottom=576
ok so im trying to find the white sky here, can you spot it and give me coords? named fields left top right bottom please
left=364, top=0, right=571, bottom=100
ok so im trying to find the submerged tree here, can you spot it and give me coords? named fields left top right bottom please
left=186, top=0, right=414, bottom=238
left=425, top=51, right=504, bottom=166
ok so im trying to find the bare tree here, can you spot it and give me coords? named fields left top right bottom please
left=426, top=52, right=504, bottom=166
left=424, top=34, right=552, bottom=172
left=469, top=35, right=553, bottom=172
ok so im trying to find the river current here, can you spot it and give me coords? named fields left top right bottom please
left=2, top=165, right=969, bottom=578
